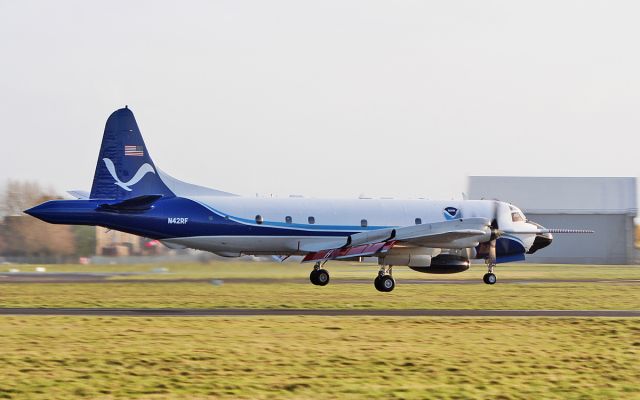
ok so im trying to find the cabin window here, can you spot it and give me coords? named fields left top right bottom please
left=285, top=216, right=292, bottom=224
left=308, top=216, right=315, bottom=224
left=255, top=215, right=263, bottom=225
left=361, top=219, right=368, bottom=228
left=415, top=218, right=422, bottom=225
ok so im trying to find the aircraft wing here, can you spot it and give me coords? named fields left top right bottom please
left=394, top=219, right=490, bottom=248
left=302, top=218, right=491, bottom=263
left=303, top=240, right=397, bottom=263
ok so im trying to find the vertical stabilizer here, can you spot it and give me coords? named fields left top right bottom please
left=89, top=107, right=174, bottom=200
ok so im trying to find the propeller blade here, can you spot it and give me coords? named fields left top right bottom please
left=489, top=200, right=500, bottom=240
left=488, top=239, right=497, bottom=265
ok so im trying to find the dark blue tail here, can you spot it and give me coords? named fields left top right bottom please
left=89, top=107, right=174, bottom=200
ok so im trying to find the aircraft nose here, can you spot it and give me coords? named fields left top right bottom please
left=527, top=227, right=553, bottom=254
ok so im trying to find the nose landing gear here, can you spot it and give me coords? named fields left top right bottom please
left=483, top=272, right=497, bottom=284
left=483, top=262, right=497, bottom=285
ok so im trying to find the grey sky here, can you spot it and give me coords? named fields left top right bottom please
left=1, top=1, right=638, bottom=201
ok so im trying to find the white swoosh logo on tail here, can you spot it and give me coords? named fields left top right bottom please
left=103, top=158, right=156, bottom=191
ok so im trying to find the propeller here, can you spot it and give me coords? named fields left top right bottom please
left=486, top=201, right=500, bottom=266
left=482, top=200, right=594, bottom=268
left=484, top=200, right=593, bottom=264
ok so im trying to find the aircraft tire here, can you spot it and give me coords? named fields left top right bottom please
left=483, top=273, right=497, bottom=285
left=374, top=276, right=383, bottom=291
left=315, top=269, right=330, bottom=286
left=310, top=270, right=319, bottom=285
left=378, top=275, right=395, bottom=292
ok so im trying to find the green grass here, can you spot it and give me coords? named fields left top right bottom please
left=1, top=263, right=639, bottom=310
left=0, top=262, right=639, bottom=399
left=0, top=317, right=637, bottom=399
left=0, top=282, right=639, bottom=310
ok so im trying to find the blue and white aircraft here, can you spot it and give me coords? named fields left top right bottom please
left=26, top=107, right=592, bottom=292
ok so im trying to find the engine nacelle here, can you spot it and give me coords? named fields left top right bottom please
left=409, top=254, right=470, bottom=274
left=380, top=247, right=438, bottom=268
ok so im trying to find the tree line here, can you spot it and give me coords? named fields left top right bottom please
left=0, top=181, right=95, bottom=258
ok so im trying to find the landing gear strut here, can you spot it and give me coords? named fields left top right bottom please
left=374, top=265, right=395, bottom=292
left=483, top=262, right=497, bottom=285
left=310, top=262, right=330, bottom=286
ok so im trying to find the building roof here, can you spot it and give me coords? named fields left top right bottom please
left=468, top=176, right=637, bottom=215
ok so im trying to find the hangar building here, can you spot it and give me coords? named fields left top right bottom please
left=468, top=176, right=638, bottom=264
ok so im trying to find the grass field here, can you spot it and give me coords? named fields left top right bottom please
left=0, top=262, right=639, bottom=399
left=1, top=263, right=639, bottom=310
left=0, top=317, right=638, bottom=399
left=1, top=281, right=639, bottom=310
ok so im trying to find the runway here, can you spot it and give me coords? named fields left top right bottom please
left=0, top=308, right=638, bottom=317
left=1, top=273, right=638, bottom=285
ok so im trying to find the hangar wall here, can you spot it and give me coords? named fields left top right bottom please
left=468, top=177, right=638, bottom=265
left=519, top=214, right=634, bottom=264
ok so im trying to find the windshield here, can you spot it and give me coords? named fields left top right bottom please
left=509, top=205, right=526, bottom=222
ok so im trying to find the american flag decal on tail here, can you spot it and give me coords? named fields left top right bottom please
left=124, top=145, right=144, bottom=157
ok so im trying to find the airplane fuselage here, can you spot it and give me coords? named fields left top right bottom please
left=27, top=195, right=537, bottom=260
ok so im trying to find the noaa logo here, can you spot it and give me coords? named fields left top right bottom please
left=443, top=206, right=460, bottom=220
left=103, top=158, right=155, bottom=192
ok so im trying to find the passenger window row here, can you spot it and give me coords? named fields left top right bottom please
left=254, top=215, right=316, bottom=224
left=254, top=215, right=425, bottom=226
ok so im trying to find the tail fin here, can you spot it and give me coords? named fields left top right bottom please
left=89, top=107, right=174, bottom=200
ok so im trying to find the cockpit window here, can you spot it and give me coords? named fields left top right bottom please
left=511, top=212, right=525, bottom=222
left=509, top=205, right=526, bottom=222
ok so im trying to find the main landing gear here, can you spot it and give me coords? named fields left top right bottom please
left=374, top=265, right=395, bottom=292
left=310, top=262, right=330, bottom=286
left=483, top=262, right=497, bottom=285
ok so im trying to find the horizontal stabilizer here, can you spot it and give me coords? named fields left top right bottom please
left=67, top=190, right=90, bottom=200
left=98, top=194, right=163, bottom=212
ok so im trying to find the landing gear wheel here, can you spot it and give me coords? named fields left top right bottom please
left=375, top=275, right=395, bottom=292
left=483, top=273, right=497, bottom=285
left=310, top=269, right=330, bottom=286
left=374, top=276, right=383, bottom=291
left=310, top=269, right=319, bottom=285
left=315, top=269, right=330, bottom=286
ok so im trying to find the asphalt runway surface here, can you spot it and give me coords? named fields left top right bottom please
left=0, top=308, right=639, bottom=317
left=1, top=273, right=639, bottom=285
